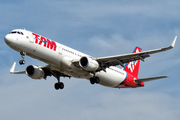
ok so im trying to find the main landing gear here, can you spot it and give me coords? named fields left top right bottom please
left=90, top=72, right=100, bottom=84
left=19, top=52, right=26, bottom=65
left=54, top=77, right=64, bottom=90
left=90, top=77, right=100, bottom=84
left=54, top=82, right=64, bottom=90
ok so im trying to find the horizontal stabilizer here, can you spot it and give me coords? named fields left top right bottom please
left=135, top=76, right=168, bottom=83
left=10, top=62, right=26, bottom=74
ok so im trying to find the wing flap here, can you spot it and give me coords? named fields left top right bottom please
left=101, top=54, right=150, bottom=67
left=135, top=76, right=168, bottom=83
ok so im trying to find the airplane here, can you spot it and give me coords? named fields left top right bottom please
left=4, top=29, right=177, bottom=90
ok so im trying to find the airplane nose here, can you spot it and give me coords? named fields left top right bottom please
left=4, top=34, right=13, bottom=44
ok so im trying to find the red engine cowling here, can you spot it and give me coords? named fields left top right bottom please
left=26, top=65, right=45, bottom=79
left=79, top=56, right=99, bottom=71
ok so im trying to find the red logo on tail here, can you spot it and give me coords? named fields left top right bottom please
left=124, top=47, right=142, bottom=78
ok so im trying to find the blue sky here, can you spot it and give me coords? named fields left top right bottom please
left=0, top=0, right=180, bottom=120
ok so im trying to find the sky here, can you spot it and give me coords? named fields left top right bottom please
left=0, top=0, right=180, bottom=120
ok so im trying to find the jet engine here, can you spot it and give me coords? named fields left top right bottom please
left=26, top=65, right=45, bottom=79
left=79, top=56, right=99, bottom=71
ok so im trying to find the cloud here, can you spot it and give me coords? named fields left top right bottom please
left=0, top=81, right=179, bottom=120
left=0, top=0, right=180, bottom=120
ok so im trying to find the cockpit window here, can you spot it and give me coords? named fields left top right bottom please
left=10, top=31, right=24, bottom=35
left=11, top=31, right=17, bottom=34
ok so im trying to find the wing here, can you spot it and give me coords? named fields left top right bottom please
left=10, top=62, right=70, bottom=80
left=73, top=36, right=177, bottom=70
left=95, top=36, right=177, bottom=68
left=41, top=66, right=71, bottom=80
left=10, top=62, right=26, bottom=74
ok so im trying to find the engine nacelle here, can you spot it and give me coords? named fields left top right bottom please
left=79, top=56, right=99, bottom=71
left=26, top=65, right=45, bottom=79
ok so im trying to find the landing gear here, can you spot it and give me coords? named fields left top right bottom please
left=90, top=72, right=100, bottom=85
left=19, top=52, right=26, bottom=65
left=19, top=60, right=25, bottom=65
left=54, top=82, right=64, bottom=90
left=54, top=75, right=64, bottom=90
left=90, top=77, right=100, bottom=84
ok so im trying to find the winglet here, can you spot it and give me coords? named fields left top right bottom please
left=171, top=36, right=177, bottom=48
left=10, top=62, right=16, bottom=73
left=10, top=62, right=26, bottom=74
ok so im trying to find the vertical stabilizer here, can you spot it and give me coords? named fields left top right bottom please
left=124, top=47, right=142, bottom=78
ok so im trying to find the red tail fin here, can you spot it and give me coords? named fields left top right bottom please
left=124, top=47, right=142, bottom=78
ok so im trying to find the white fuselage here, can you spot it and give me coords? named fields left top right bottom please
left=4, top=29, right=127, bottom=88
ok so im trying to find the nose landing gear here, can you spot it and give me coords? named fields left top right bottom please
left=19, top=52, right=26, bottom=65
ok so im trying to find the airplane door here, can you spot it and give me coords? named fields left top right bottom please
left=28, top=32, right=34, bottom=43
left=58, top=45, right=63, bottom=67
left=58, top=45, right=62, bottom=55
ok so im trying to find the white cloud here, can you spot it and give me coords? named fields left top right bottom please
left=0, top=0, right=180, bottom=120
left=0, top=82, right=179, bottom=120
left=48, top=0, right=180, bottom=20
